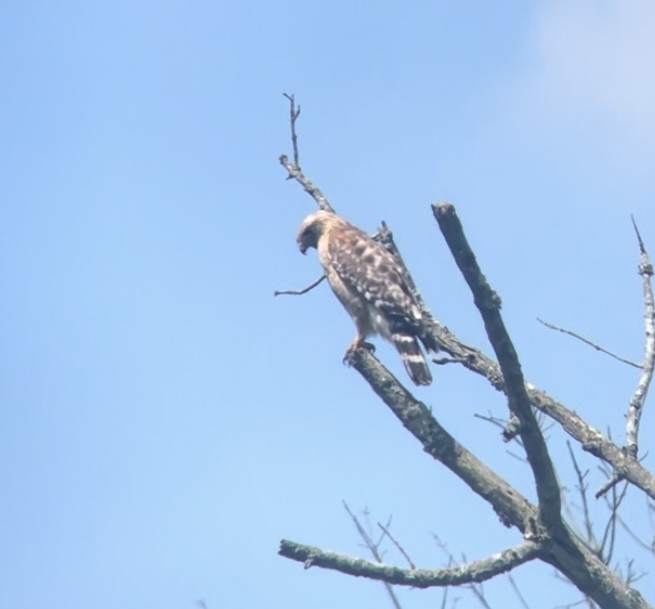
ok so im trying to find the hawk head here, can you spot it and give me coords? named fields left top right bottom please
left=296, top=210, right=337, bottom=254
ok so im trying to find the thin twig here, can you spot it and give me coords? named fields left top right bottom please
left=616, top=510, right=655, bottom=553
left=468, top=583, right=494, bottom=609
left=282, top=93, right=301, bottom=167
left=274, top=274, right=326, bottom=296
left=473, top=413, right=525, bottom=450
left=623, top=559, right=647, bottom=586
left=507, top=573, right=531, bottom=609
left=474, top=412, right=508, bottom=433
left=598, top=478, right=629, bottom=565
left=278, top=95, right=334, bottom=212
left=625, top=216, right=655, bottom=458
left=374, top=513, right=394, bottom=551
left=646, top=497, right=655, bottom=554
left=433, top=537, right=492, bottom=609
left=343, top=502, right=403, bottom=609
left=343, top=502, right=380, bottom=559
left=596, top=473, right=624, bottom=500
left=378, top=522, right=416, bottom=570
left=537, top=318, right=640, bottom=369
left=439, top=586, right=450, bottom=609
left=567, top=441, right=595, bottom=546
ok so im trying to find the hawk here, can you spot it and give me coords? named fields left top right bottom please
left=296, top=210, right=436, bottom=386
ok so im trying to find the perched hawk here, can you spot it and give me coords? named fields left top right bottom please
left=296, top=210, right=436, bottom=386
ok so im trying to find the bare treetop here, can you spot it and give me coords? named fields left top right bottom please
left=276, top=95, right=654, bottom=609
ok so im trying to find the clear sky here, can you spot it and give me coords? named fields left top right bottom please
left=1, top=1, right=654, bottom=608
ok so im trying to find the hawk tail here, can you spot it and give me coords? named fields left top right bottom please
left=391, top=333, right=432, bottom=386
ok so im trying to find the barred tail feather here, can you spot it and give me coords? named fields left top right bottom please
left=391, top=333, right=432, bottom=386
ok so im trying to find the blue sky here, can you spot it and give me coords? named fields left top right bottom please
left=1, top=1, right=655, bottom=608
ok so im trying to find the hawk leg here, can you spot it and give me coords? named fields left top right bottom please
left=343, top=336, right=375, bottom=366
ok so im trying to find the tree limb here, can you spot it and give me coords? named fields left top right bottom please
left=349, top=347, right=539, bottom=532
left=625, top=216, right=655, bottom=458
left=279, top=155, right=334, bottom=213
left=278, top=539, right=542, bottom=588
left=432, top=202, right=562, bottom=531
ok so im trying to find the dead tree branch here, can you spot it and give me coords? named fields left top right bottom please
left=282, top=93, right=301, bottom=167
left=279, top=94, right=334, bottom=212
left=279, top=155, right=334, bottom=213
left=348, top=347, right=539, bottom=532
left=432, top=202, right=562, bottom=531
left=625, top=216, right=655, bottom=458
left=278, top=538, right=542, bottom=588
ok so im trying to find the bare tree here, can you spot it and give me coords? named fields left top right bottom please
left=276, top=95, right=655, bottom=609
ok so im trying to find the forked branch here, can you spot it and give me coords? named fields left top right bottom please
left=282, top=93, right=301, bottom=167
left=280, top=93, right=334, bottom=212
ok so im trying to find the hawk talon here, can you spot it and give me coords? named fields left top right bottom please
left=342, top=341, right=375, bottom=366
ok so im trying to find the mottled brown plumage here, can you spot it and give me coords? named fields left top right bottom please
left=297, top=210, right=434, bottom=386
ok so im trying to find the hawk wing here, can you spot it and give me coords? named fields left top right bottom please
left=325, top=224, right=420, bottom=327
left=324, top=222, right=433, bottom=386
